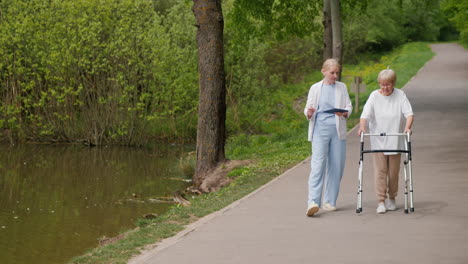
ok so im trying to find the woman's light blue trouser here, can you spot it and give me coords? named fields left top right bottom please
left=308, top=121, right=346, bottom=207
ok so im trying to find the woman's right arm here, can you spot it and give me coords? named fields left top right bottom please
left=358, top=118, right=367, bottom=135
left=357, top=92, right=375, bottom=135
left=305, top=107, right=316, bottom=120
left=304, top=85, right=316, bottom=120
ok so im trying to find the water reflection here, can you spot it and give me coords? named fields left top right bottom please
left=0, top=144, right=192, bottom=264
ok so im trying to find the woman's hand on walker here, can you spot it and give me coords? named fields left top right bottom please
left=404, top=128, right=412, bottom=134
left=357, top=128, right=366, bottom=136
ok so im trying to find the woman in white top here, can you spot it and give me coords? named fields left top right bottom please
left=304, top=59, right=352, bottom=216
left=358, top=69, right=414, bottom=214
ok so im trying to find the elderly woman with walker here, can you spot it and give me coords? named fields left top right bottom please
left=357, top=69, right=414, bottom=214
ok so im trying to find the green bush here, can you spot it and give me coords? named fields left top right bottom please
left=0, top=0, right=198, bottom=145
left=442, top=0, right=468, bottom=47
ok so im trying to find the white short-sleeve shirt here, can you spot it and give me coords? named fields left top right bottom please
left=360, top=88, right=414, bottom=154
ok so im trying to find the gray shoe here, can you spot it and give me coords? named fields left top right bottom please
left=322, top=203, right=337, bottom=211
left=376, top=202, right=386, bottom=214
left=385, top=199, right=397, bottom=211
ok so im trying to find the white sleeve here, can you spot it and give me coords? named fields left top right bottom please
left=401, top=92, right=414, bottom=117
left=303, top=84, right=316, bottom=117
left=360, top=92, right=375, bottom=120
left=343, top=85, right=353, bottom=115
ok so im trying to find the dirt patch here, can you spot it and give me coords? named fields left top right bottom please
left=293, top=95, right=307, bottom=115
left=199, top=159, right=252, bottom=193
left=98, top=233, right=127, bottom=247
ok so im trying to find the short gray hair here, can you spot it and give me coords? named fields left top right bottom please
left=377, top=69, right=397, bottom=84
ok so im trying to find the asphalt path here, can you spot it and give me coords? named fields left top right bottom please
left=129, top=43, right=468, bottom=264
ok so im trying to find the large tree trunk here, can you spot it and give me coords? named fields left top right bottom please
left=330, top=0, right=343, bottom=80
left=322, top=0, right=333, bottom=60
left=192, top=0, right=227, bottom=190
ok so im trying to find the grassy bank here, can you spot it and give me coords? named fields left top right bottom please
left=69, top=42, right=434, bottom=264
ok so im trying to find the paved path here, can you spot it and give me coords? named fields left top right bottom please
left=129, top=43, right=468, bottom=264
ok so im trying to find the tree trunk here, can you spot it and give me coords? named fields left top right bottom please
left=192, top=0, right=226, bottom=189
left=322, top=0, right=333, bottom=60
left=330, top=0, right=343, bottom=80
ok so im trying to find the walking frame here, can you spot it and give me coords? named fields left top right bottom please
left=356, top=132, right=414, bottom=214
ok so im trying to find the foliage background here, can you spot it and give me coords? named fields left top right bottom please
left=0, top=0, right=462, bottom=146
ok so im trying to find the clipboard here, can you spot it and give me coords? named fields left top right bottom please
left=323, top=108, right=348, bottom=114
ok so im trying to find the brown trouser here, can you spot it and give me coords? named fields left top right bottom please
left=372, top=153, right=401, bottom=201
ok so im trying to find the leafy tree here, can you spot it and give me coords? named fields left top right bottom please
left=192, top=0, right=227, bottom=192
left=361, top=0, right=446, bottom=51
left=442, top=0, right=468, bottom=45
left=231, top=0, right=320, bottom=40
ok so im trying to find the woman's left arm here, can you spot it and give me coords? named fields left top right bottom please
left=401, top=91, right=414, bottom=134
left=404, top=115, right=414, bottom=134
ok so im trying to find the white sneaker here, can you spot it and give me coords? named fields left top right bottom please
left=385, top=199, right=397, bottom=211
left=307, top=202, right=319, bottom=216
left=322, top=203, right=337, bottom=211
left=376, top=202, right=386, bottom=214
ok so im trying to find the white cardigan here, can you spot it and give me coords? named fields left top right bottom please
left=303, top=80, right=353, bottom=142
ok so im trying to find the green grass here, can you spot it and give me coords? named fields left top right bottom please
left=68, top=42, right=435, bottom=264
left=460, top=40, right=468, bottom=49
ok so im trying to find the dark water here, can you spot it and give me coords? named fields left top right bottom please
left=0, top=144, right=192, bottom=264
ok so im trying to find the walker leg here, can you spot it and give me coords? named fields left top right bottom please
left=408, top=159, right=415, bottom=212
left=403, top=161, right=409, bottom=214
left=356, top=161, right=363, bottom=213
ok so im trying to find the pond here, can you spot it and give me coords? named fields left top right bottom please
left=0, top=143, right=193, bottom=264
